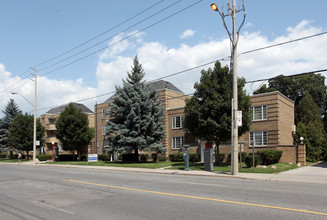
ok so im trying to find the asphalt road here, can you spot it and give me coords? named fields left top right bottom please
left=0, top=164, right=326, bottom=220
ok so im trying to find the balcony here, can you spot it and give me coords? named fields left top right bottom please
left=45, top=136, right=58, bottom=143
left=46, top=124, right=57, bottom=131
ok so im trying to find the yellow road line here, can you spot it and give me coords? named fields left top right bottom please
left=63, top=179, right=327, bottom=216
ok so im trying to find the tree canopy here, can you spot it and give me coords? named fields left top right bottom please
left=107, top=56, right=166, bottom=160
left=184, top=61, right=251, bottom=162
left=55, top=103, right=94, bottom=154
left=254, top=73, right=327, bottom=122
left=294, top=93, right=326, bottom=161
left=8, top=113, right=44, bottom=156
left=0, top=99, right=20, bottom=152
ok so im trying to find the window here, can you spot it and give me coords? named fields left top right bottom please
left=252, top=105, right=267, bottom=121
left=102, top=125, right=109, bottom=136
left=172, top=137, right=184, bottom=149
left=172, top=116, right=184, bottom=129
left=102, top=109, right=110, bottom=119
left=250, top=131, right=268, bottom=146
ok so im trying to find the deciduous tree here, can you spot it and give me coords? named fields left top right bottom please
left=184, top=61, right=251, bottom=163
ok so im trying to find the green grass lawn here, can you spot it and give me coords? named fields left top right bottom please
left=0, top=159, right=30, bottom=163
left=44, top=160, right=300, bottom=173
left=167, top=162, right=299, bottom=174
left=46, top=160, right=185, bottom=169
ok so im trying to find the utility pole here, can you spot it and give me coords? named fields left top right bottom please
left=31, top=67, right=37, bottom=165
left=210, top=0, right=246, bottom=175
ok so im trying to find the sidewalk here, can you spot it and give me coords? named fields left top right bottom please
left=2, top=161, right=327, bottom=185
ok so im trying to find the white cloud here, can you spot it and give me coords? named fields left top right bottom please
left=96, top=20, right=327, bottom=97
left=180, top=29, right=195, bottom=39
left=2, top=20, right=326, bottom=118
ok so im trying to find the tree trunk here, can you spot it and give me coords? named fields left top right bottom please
left=214, top=141, right=221, bottom=165
left=134, top=148, right=139, bottom=162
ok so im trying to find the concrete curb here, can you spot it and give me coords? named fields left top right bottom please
left=1, top=161, right=326, bottom=185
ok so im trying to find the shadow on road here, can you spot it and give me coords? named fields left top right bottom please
left=311, top=161, right=327, bottom=168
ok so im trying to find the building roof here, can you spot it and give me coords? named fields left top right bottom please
left=148, top=80, right=184, bottom=94
left=46, top=102, right=94, bottom=115
left=104, top=80, right=184, bottom=103
left=251, top=91, right=294, bottom=103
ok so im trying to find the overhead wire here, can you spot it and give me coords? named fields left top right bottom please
left=34, top=0, right=165, bottom=68
left=39, top=0, right=204, bottom=77
left=37, top=0, right=183, bottom=73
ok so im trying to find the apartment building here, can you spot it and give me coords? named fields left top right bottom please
left=95, top=80, right=296, bottom=161
left=40, top=103, right=95, bottom=154
left=94, top=80, right=191, bottom=156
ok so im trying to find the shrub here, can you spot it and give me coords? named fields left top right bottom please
left=58, top=154, right=78, bottom=161
left=258, top=150, right=283, bottom=165
left=189, top=153, right=200, bottom=162
left=140, top=154, right=148, bottom=163
left=121, top=153, right=138, bottom=162
left=227, top=152, right=247, bottom=163
left=158, top=156, right=166, bottom=162
left=98, top=154, right=110, bottom=161
left=79, top=155, right=87, bottom=161
left=169, top=152, right=184, bottom=162
left=245, top=155, right=261, bottom=168
left=36, top=154, right=52, bottom=161
left=151, top=153, right=158, bottom=162
left=0, top=153, right=7, bottom=159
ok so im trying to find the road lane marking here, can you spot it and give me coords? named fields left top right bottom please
left=63, top=179, right=327, bottom=216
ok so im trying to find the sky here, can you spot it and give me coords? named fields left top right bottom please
left=1, top=0, right=327, bottom=117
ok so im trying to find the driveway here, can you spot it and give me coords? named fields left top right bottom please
left=271, top=161, right=327, bottom=184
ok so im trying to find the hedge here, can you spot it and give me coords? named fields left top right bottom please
left=169, top=152, right=184, bottom=162
left=36, top=154, right=52, bottom=161
left=98, top=154, right=110, bottom=161
left=244, top=155, right=261, bottom=168
left=121, top=153, right=139, bottom=162
left=258, top=150, right=283, bottom=165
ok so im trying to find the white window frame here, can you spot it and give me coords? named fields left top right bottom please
left=172, top=136, right=184, bottom=149
left=172, top=116, right=184, bottom=129
left=102, top=109, right=109, bottom=119
left=252, top=105, right=267, bottom=121
left=102, top=125, right=109, bottom=136
left=250, top=131, right=268, bottom=146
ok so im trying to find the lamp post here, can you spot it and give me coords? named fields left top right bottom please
left=11, top=68, right=37, bottom=165
left=210, top=1, right=245, bottom=175
left=52, top=141, right=55, bottom=162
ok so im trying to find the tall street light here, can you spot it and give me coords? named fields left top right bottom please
left=210, top=0, right=245, bottom=175
left=11, top=68, right=37, bottom=165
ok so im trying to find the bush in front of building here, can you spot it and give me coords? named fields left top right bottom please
left=140, top=154, right=148, bottom=163
left=258, top=150, right=283, bottom=165
left=169, top=152, right=184, bottom=162
left=189, top=153, right=200, bottom=162
left=0, top=152, right=8, bottom=159
left=158, top=156, right=166, bottom=161
left=244, top=154, right=261, bottom=168
left=98, top=154, right=110, bottom=161
left=151, top=153, right=158, bottom=162
left=121, top=153, right=139, bottom=162
left=227, top=152, right=247, bottom=163
left=58, top=154, right=78, bottom=161
left=36, top=154, right=52, bottom=161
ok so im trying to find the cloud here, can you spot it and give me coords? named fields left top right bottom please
left=180, top=29, right=195, bottom=39
left=96, top=20, right=327, bottom=97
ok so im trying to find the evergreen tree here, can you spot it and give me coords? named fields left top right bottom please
left=294, top=93, right=326, bottom=161
left=8, top=113, right=44, bottom=156
left=107, top=56, right=166, bottom=160
left=184, top=61, right=252, bottom=164
left=55, top=103, right=94, bottom=155
left=0, top=99, right=20, bottom=152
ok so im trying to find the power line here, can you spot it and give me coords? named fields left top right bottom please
left=245, top=68, right=327, bottom=84
left=37, top=0, right=183, bottom=73
left=39, top=0, right=204, bottom=77
left=34, top=0, right=165, bottom=68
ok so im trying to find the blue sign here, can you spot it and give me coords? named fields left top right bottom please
left=88, top=154, right=98, bottom=162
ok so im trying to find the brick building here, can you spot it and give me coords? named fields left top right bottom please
left=40, top=103, right=95, bottom=155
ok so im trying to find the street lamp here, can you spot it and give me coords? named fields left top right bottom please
left=210, top=1, right=245, bottom=175
left=11, top=68, right=37, bottom=165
